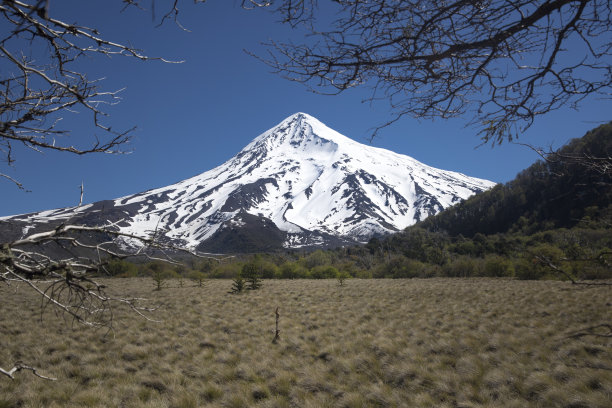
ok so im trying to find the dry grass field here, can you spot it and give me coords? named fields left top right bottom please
left=1, top=278, right=610, bottom=408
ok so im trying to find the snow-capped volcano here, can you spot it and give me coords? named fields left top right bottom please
left=0, top=113, right=495, bottom=252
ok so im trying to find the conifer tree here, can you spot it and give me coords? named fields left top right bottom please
left=230, top=275, right=245, bottom=294
left=242, top=263, right=262, bottom=291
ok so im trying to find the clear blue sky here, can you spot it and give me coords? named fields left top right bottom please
left=2, top=1, right=611, bottom=216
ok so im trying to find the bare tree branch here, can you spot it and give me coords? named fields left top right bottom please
left=0, top=0, right=187, bottom=188
left=241, top=0, right=272, bottom=9
left=566, top=324, right=612, bottom=338
left=0, top=214, right=233, bottom=380
left=534, top=254, right=612, bottom=286
left=260, top=0, right=612, bottom=143
left=1, top=221, right=221, bottom=333
left=0, top=362, right=56, bottom=380
left=517, top=142, right=612, bottom=177
left=0, top=172, right=27, bottom=190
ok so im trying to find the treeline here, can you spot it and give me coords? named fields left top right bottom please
left=102, top=252, right=354, bottom=281
left=102, top=211, right=611, bottom=282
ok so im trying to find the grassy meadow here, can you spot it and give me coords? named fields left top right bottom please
left=1, top=278, right=610, bottom=407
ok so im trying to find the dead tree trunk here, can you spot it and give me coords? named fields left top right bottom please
left=272, top=307, right=280, bottom=344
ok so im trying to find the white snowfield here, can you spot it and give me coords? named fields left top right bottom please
left=2, top=113, right=496, bottom=249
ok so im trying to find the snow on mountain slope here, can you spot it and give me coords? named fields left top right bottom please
left=0, top=113, right=496, bottom=251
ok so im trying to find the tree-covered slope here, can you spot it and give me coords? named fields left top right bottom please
left=418, top=122, right=612, bottom=237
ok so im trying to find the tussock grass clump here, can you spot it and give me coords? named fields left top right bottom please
left=1, top=278, right=610, bottom=407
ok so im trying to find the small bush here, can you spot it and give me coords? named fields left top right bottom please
left=310, top=265, right=338, bottom=279
left=188, top=270, right=206, bottom=287
left=211, top=263, right=241, bottom=279
left=259, top=261, right=278, bottom=279
left=278, top=262, right=308, bottom=279
left=302, top=250, right=332, bottom=269
left=337, top=271, right=350, bottom=286
left=514, top=257, right=542, bottom=280
left=374, top=256, right=425, bottom=278
left=442, top=256, right=476, bottom=277
left=482, top=255, right=514, bottom=277
left=151, top=268, right=172, bottom=291
left=518, top=244, right=567, bottom=280
left=103, top=259, right=138, bottom=277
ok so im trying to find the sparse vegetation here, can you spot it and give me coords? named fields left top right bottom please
left=1, top=278, right=610, bottom=407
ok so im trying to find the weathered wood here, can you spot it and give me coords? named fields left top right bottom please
left=272, top=307, right=280, bottom=344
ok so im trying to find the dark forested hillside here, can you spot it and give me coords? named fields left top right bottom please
left=418, top=122, right=612, bottom=237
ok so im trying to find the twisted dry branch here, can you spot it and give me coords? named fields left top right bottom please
left=260, top=0, right=612, bottom=143
left=1, top=220, right=218, bottom=330
left=0, top=0, right=186, bottom=189
left=0, top=217, right=225, bottom=379
left=534, top=253, right=612, bottom=286
left=566, top=324, right=612, bottom=338
left=0, top=362, right=56, bottom=380
left=517, top=142, right=612, bottom=177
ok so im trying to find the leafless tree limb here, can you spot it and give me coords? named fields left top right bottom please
left=566, top=323, right=612, bottom=338
left=517, top=142, right=612, bottom=177
left=0, top=0, right=188, bottom=189
left=0, top=362, right=56, bottom=380
left=0, top=0, right=287, bottom=190
left=0, top=172, right=27, bottom=190
left=78, top=182, right=84, bottom=206
left=260, top=0, right=612, bottom=143
left=535, top=253, right=612, bottom=286
left=1, top=221, right=220, bottom=335
left=241, top=0, right=272, bottom=9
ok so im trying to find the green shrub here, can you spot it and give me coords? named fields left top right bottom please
left=337, top=270, right=350, bottom=286
left=188, top=270, right=206, bottom=287
left=104, top=259, right=138, bottom=277
left=278, top=262, right=308, bottom=279
left=354, top=269, right=373, bottom=279
left=442, top=256, right=476, bottom=277
left=302, top=250, right=332, bottom=269
left=152, top=269, right=166, bottom=291
left=514, top=257, right=541, bottom=280
left=482, top=255, right=514, bottom=277
left=310, top=265, right=338, bottom=279
left=259, top=261, right=278, bottom=279
left=210, top=263, right=241, bottom=279
left=374, top=256, right=424, bottom=278
left=146, top=262, right=174, bottom=290
left=197, top=258, right=217, bottom=275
